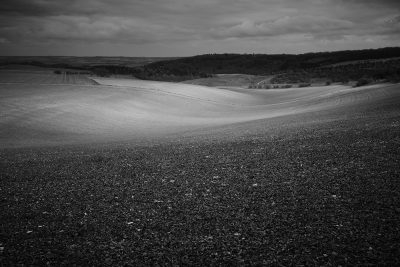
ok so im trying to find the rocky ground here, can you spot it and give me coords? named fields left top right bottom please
left=1, top=96, right=399, bottom=265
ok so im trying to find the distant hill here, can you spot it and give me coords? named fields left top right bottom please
left=0, top=56, right=178, bottom=69
left=130, top=47, right=400, bottom=82
left=1, top=48, right=400, bottom=85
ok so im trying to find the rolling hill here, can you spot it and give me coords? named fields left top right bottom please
left=129, top=47, right=400, bottom=83
left=1, top=71, right=399, bottom=147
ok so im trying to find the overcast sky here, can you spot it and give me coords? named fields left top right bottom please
left=0, top=0, right=399, bottom=56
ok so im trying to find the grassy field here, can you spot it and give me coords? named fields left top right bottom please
left=0, top=75, right=399, bottom=265
left=0, top=56, right=178, bottom=69
left=0, top=69, right=98, bottom=85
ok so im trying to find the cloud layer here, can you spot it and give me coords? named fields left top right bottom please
left=0, top=0, right=399, bottom=56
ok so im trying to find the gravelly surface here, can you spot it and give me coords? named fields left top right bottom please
left=1, top=87, right=400, bottom=266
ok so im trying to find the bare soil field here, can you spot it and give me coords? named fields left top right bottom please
left=0, top=76, right=399, bottom=265
left=2, top=75, right=391, bottom=147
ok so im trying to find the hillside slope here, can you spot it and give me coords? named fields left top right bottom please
left=1, top=74, right=399, bottom=147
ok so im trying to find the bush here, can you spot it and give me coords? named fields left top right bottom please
left=93, top=68, right=111, bottom=77
left=299, top=83, right=311, bottom=87
left=54, top=70, right=62, bottom=74
left=388, top=74, right=400, bottom=83
left=354, top=78, right=370, bottom=87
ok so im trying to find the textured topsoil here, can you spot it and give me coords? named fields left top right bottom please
left=1, top=92, right=400, bottom=266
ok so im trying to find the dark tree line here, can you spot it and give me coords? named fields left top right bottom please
left=2, top=47, right=400, bottom=84
left=270, top=58, right=400, bottom=84
left=126, top=47, right=400, bottom=81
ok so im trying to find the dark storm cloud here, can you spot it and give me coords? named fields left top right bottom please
left=0, top=0, right=127, bottom=16
left=0, top=0, right=93, bottom=16
left=0, top=0, right=399, bottom=56
left=338, top=0, right=400, bottom=8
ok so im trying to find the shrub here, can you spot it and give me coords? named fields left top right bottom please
left=388, top=74, right=400, bottom=83
left=93, top=68, right=111, bottom=77
left=54, top=70, right=62, bottom=74
left=299, top=83, right=311, bottom=87
left=354, top=78, right=370, bottom=87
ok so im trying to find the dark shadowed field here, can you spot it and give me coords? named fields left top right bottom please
left=1, top=74, right=399, bottom=265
